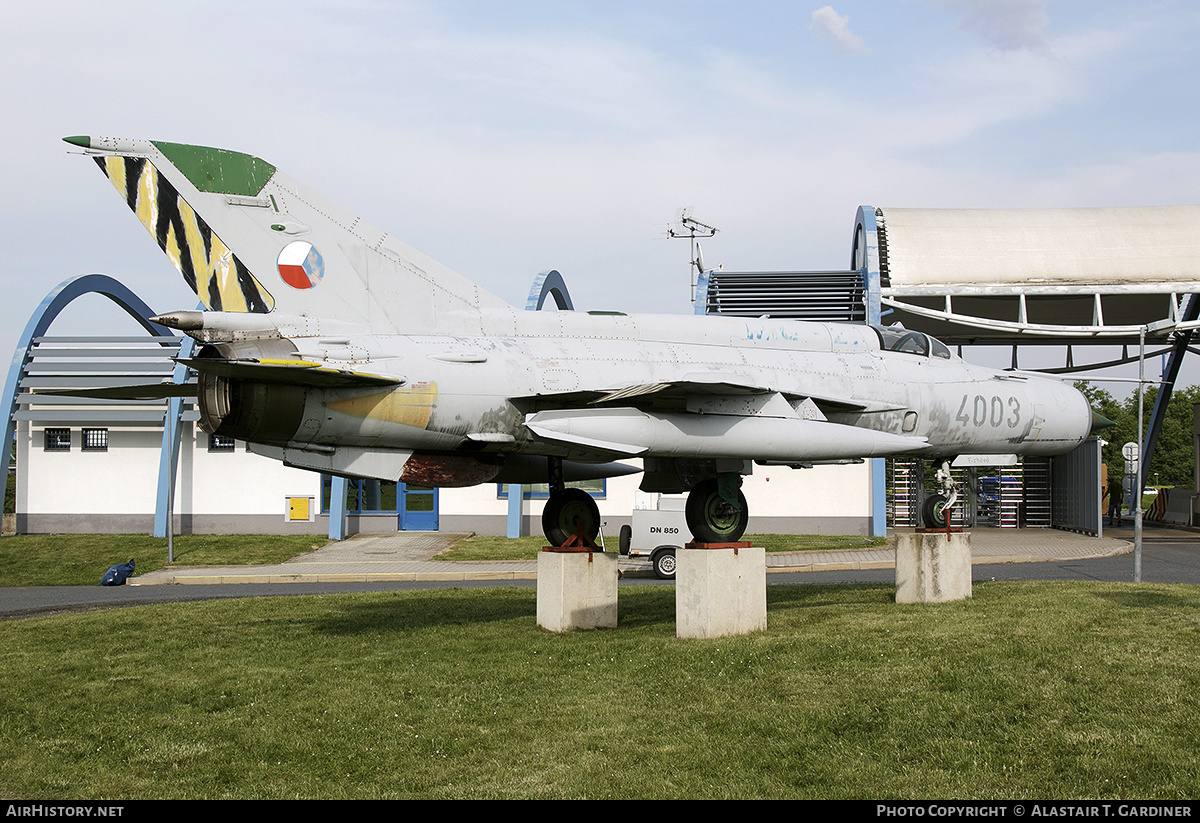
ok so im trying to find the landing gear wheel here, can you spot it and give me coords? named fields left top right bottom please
left=685, top=478, right=749, bottom=544
left=542, top=488, right=601, bottom=546
left=652, top=548, right=677, bottom=580
left=922, top=493, right=951, bottom=529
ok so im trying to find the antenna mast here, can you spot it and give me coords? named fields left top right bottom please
left=668, top=208, right=719, bottom=305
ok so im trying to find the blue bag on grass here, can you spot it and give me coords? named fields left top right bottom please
left=101, top=558, right=135, bottom=586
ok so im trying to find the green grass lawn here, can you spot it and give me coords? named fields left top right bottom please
left=0, top=534, right=326, bottom=586
left=1, top=581, right=1198, bottom=799
left=3, top=529, right=1190, bottom=797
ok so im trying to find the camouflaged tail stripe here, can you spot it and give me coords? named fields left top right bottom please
left=94, top=155, right=273, bottom=313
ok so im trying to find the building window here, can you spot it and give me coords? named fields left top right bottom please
left=44, top=428, right=71, bottom=451
left=497, top=479, right=606, bottom=499
left=208, top=434, right=236, bottom=452
left=321, top=476, right=399, bottom=513
left=82, top=428, right=108, bottom=452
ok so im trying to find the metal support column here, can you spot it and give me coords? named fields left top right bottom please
left=856, top=206, right=887, bottom=537
left=154, top=337, right=195, bottom=544
left=328, top=476, right=348, bottom=541
left=1141, top=294, right=1200, bottom=478
left=507, top=485, right=524, bottom=538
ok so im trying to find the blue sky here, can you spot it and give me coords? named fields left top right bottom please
left=4, top=1, right=1199, bottom=387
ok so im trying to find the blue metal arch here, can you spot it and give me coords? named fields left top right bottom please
left=853, top=206, right=882, bottom=326
left=526, top=269, right=575, bottom=312
left=693, top=268, right=712, bottom=316
left=2, top=274, right=187, bottom=537
left=505, top=269, right=579, bottom=538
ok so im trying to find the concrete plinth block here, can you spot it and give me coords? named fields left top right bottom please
left=676, top=545, right=766, bottom=639
left=537, top=550, right=618, bottom=632
left=895, top=531, right=972, bottom=604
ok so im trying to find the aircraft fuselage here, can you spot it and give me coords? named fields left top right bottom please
left=199, top=309, right=1091, bottom=477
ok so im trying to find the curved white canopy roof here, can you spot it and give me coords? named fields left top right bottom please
left=880, top=206, right=1200, bottom=290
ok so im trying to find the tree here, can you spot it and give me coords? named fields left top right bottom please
left=1076, top=381, right=1200, bottom=490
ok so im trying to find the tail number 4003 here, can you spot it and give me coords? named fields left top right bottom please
left=956, top=394, right=1020, bottom=429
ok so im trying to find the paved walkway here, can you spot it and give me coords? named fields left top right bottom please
left=130, top=527, right=1138, bottom=586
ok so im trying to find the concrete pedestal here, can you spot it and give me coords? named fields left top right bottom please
left=537, top=550, right=618, bottom=632
left=676, top=545, right=766, bottom=639
left=895, top=531, right=972, bottom=604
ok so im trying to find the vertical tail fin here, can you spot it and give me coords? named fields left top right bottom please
left=67, top=136, right=511, bottom=334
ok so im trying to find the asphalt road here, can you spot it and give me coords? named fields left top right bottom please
left=773, top=533, right=1200, bottom=586
left=2, top=532, right=1197, bottom=620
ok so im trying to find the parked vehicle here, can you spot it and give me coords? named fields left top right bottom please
left=618, top=494, right=688, bottom=579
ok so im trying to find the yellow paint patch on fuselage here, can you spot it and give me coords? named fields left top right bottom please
left=325, top=383, right=438, bottom=429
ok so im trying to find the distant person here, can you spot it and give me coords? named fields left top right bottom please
left=1107, top=475, right=1124, bottom=527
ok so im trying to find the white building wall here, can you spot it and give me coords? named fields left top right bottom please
left=24, top=425, right=161, bottom=516
left=182, top=426, right=322, bottom=518
left=18, top=421, right=328, bottom=534
left=18, top=418, right=872, bottom=535
left=747, top=462, right=872, bottom=534
left=743, top=462, right=871, bottom=517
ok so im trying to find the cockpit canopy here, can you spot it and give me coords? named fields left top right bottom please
left=872, top=325, right=952, bottom=360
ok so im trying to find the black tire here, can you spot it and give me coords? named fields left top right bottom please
left=618, top=524, right=632, bottom=555
left=922, top=494, right=951, bottom=529
left=685, top=478, right=749, bottom=544
left=542, top=488, right=601, bottom=546
left=652, top=548, right=677, bottom=580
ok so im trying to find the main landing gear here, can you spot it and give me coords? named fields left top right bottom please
left=684, top=476, right=748, bottom=544
left=542, top=487, right=601, bottom=547
left=540, top=460, right=750, bottom=547
left=541, top=458, right=602, bottom=547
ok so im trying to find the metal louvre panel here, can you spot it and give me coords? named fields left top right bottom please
left=13, top=409, right=172, bottom=422
left=16, top=393, right=171, bottom=406
left=33, top=336, right=182, bottom=345
left=18, top=336, right=192, bottom=426
left=1051, top=439, right=1103, bottom=536
left=24, top=361, right=177, bottom=373
left=703, top=270, right=865, bottom=322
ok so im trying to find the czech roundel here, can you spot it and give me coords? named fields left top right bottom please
left=277, top=241, right=325, bottom=290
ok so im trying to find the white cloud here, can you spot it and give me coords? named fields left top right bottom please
left=880, top=24, right=1127, bottom=152
left=943, top=0, right=1049, bottom=51
left=809, top=6, right=869, bottom=55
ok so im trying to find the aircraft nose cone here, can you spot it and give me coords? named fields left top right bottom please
left=1090, top=407, right=1116, bottom=434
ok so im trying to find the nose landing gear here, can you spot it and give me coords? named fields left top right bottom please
left=921, top=457, right=959, bottom=530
